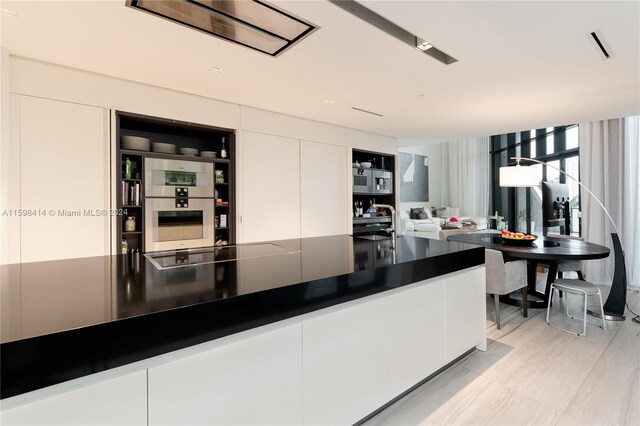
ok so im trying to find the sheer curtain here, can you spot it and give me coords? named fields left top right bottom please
left=579, top=116, right=639, bottom=287
left=440, top=137, right=490, bottom=217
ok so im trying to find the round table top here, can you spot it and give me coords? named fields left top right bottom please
left=446, top=232, right=610, bottom=261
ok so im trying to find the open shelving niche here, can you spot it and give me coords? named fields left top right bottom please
left=352, top=148, right=396, bottom=235
left=115, top=111, right=236, bottom=254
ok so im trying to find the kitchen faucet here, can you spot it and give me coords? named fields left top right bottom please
left=372, top=204, right=396, bottom=249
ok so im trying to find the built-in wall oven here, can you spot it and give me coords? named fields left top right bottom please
left=145, top=158, right=214, bottom=198
left=144, top=158, right=215, bottom=252
left=353, top=168, right=372, bottom=194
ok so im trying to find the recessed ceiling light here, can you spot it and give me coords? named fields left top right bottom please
left=323, top=99, right=335, bottom=104
left=209, top=67, right=224, bottom=74
left=1, top=8, right=17, bottom=17
left=417, top=94, right=425, bottom=98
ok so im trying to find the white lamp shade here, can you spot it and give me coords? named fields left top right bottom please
left=499, top=165, right=539, bottom=187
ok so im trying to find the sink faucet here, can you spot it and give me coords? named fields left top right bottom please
left=372, top=204, right=396, bottom=249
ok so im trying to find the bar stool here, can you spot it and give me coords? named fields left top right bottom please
left=546, top=278, right=606, bottom=336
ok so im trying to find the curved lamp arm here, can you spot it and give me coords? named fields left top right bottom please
left=510, top=156, right=619, bottom=236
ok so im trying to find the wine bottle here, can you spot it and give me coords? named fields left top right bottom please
left=221, top=137, right=227, bottom=159
left=124, top=158, right=132, bottom=180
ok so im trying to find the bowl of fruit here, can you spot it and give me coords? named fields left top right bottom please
left=500, top=229, right=537, bottom=246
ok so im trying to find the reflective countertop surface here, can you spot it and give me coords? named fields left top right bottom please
left=1, top=235, right=479, bottom=344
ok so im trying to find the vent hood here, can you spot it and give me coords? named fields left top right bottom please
left=127, top=0, right=318, bottom=56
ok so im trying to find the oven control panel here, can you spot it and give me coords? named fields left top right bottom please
left=176, top=198, right=189, bottom=208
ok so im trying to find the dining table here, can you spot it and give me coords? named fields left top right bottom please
left=447, top=231, right=610, bottom=309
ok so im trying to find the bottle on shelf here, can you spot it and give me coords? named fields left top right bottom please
left=221, top=137, right=227, bottom=159
left=121, top=238, right=128, bottom=254
left=124, top=158, right=132, bottom=180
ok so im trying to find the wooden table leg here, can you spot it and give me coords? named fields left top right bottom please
left=543, top=261, right=558, bottom=306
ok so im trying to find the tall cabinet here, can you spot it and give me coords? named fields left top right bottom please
left=116, top=112, right=235, bottom=253
left=10, top=95, right=109, bottom=263
left=352, top=148, right=395, bottom=235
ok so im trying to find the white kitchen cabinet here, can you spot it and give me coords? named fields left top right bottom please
left=17, top=95, right=108, bottom=262
left=300, top=140, right=349, bottom=237
left=444, top=266, right=487, bottom=361
left=303, top=297, right=390, bottom=425
left=387, top=279, right=446, bottom=396
left=238, top=131, right=300, bottom=243
left=148, top=323, right=303, bottom=425
left=0, top=370, right=147, bottom=425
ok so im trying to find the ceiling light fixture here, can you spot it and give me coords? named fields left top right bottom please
left=416, top=39, right=433, bottom=51
left=328, top=0, right=457, bottom=65
left=127, top=0, right=318, bottom=57
left=209, top=67, right=224, bottom=74
left=323, top=99, right=335, bottom=104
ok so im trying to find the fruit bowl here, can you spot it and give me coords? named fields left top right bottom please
left=500, top=231, right=537, bottom=246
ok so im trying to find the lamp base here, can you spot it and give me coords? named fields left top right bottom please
left=587, top=308, right=625, bottom=321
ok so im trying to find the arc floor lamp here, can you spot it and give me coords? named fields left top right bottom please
left=500, top=157, right=627, bottom=321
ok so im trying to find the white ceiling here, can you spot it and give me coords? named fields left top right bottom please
left=2, top=1, right=639, bottom=145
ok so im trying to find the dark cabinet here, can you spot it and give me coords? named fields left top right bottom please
left=352, top=149, right=395, bottom=235
left=116, top=111, right=235, bottom=253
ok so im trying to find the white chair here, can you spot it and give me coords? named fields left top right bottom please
left=546, top=278, right=606, bottom=336
left=485, top=249, right=528, bottom=330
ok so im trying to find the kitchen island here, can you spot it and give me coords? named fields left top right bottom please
left=1, top=235, right=485, bottom=425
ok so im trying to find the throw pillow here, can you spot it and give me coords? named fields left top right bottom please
left=410, top=207, right=429, bottom=220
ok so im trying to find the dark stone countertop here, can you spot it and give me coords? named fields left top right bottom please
left=1, top=235, right=484, bottom=399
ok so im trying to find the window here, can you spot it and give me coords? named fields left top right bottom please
left=490, top=125, right=580, bottom=236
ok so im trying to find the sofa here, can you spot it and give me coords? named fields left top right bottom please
left=400, top=207, right=488, bottom=240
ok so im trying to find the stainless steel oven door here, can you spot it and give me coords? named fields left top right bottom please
left=145, top=158, right=214, bottom=198
left=353, top=168, right=372, bottom=194
left=145, top=198, right=214, bottom=252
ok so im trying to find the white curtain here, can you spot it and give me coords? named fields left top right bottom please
left=440, top=137, right=490, bottom=217
left=579, top=116, right=640, bottom=287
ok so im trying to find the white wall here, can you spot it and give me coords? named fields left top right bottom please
left=1, top=48, right=12, bottom=265
left=398, top=142, right=443, bottom=216
left=1, top=56, right=397, bottom=263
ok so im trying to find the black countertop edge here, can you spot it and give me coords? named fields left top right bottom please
left=1, top=246, right=484, bottom=399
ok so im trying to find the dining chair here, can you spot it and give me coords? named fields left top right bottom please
left=546, top=278, right=606, bottom=336
left=485, top=249, right=528, bottom=330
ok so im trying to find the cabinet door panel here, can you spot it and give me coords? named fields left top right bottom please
left=444, top=267, right=486, bottom=361
left=148, top=324, right=302, bottom=425
left=303, top=298, right=389, bottom=425
left=300, top=140, right=348, bottom=237
left=387, top=279, right=446, bottom=395
left=19, top=96, right=108, bottom=262
left=239, top=132, right=300, bottom=242
left=0, top=371, right=147, bottom=425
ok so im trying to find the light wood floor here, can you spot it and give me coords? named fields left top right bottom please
left=365, top=275, right=640, bottom=426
